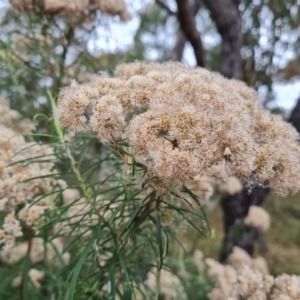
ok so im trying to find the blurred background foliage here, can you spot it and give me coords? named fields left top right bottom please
left=1, top=0, right=300, bottom=118
left=0, top=0, right=300, bottom=299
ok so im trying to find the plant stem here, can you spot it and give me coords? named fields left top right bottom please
left=49, top=92, right=93, bottom=203
left=49, top=92, right=121, bottom=241
left=155, top=268, right=161, bottom=300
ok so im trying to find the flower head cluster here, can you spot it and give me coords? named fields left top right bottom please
left=205, top=258, right=240, bottom=300
left=272, top=274, right=300, bottom=299
left=228, top=246, right=269, bottom=275
left=6, top=33, right=53, bottom=68
left=206, top=246, right=300, bottom=300
left=244, top=206, right=271, bottom=232
left=185, top=162, right=243, bottom=204
left=9, top=0, right=131, bottom=21
left=57, top=62, right=300, bottom=197
left=0, top=100, right=63, bottom=250
left=12, top=268, right=45, bottom=289
left=0, top=99, right=35, bottom=133
left=0, top=237, right=69, bottom=266
left=237, top=264, right=274, bottom=300
left=135, top=268, right=188, bottom=300
left=206, top=246, right=271, bottom=300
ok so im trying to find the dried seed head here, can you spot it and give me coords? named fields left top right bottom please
left=57, top=62, right=300, bottom=196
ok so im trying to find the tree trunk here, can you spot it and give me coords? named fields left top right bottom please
left=203, top=0, right=242, bottom=79
left=219, top=187, right=269, bottom=262
left=289, top=96, right=300, bottom=130
left=202, top=0, right=270, bottom=261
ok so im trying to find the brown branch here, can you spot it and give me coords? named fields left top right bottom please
left=133, top=192, right=156, bottom=223
left=155, top=0, right=176, bottom=16
left=288, top=96, right=300, bottom=132
left=171, top=31, right=186, bottom=62
left=171, top=0, right=202, bottom=62
left=203, top=0, right=242, bottom=79
left=26, top=229, right=34, bottom=256
left=175, top=0, right=206, bottom=67
left=54, top=26, right=74, bottom=95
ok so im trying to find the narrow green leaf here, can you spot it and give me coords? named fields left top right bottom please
left=182, top=185, right=211, bottom=235
left=161, top=201, right=205, bottom=219
left=117, top=252, right=132, bottom=288
left=163, top=229, right=169, bottom=259
left=182, top=214, right=207, bottom=237
left=119, top=208, right=154, bottom=250
left=23, top=256, right=31, bottom=300
left=156, top=201, right=163, bottom=270
left=67, top=237, right=95, bottom=300
left=108, top=259, right=116, bottom=299
left=117, top=190, right=150, bottom=238
left=124, top=284, right=132, bottom=300
left=109, top=200, right=127, bottom=224
left=33, top=113, right=50, bottom=122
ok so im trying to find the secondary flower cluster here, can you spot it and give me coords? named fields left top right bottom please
left=206, top=246, right=300, bottom=300
left=9, top=0, right=131, bottom=21
left=244, top=206, right=270, bottom=232
left=0, top=100, right=62, bottom=250
left=57, top=62, right=300, bottom=197
left=185, top=162, right=243, bottom=204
